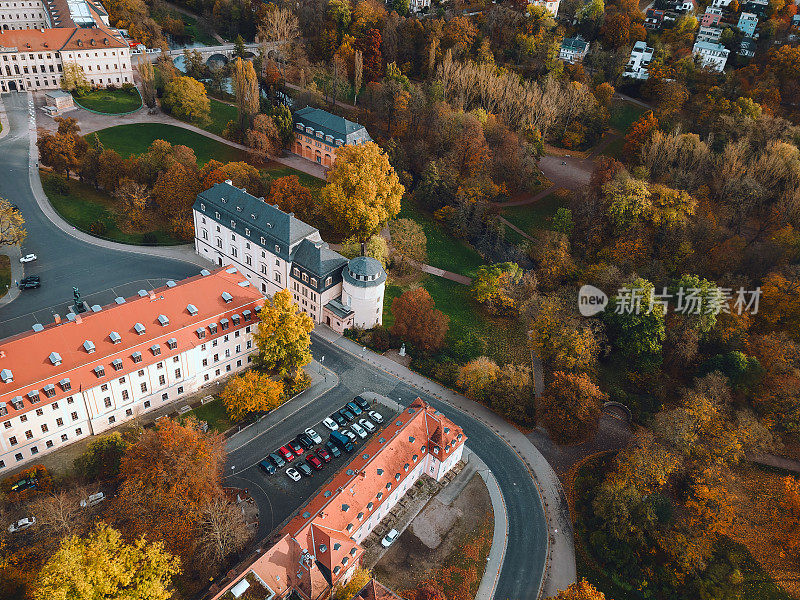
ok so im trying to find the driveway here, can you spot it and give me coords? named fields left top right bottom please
left=0, top=92, right=200, bottom=338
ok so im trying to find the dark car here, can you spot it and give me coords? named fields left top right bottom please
left=287, top=440, right=304, bottom=456
left=331, top=411, right=348, bottom=428
left=316, top=447, right=332, bottom=463
left=18, top=276, right=40, bottom=289
left=340, top=408, right=355, bottom=421
left=297, top=462, right=313, bottom=477
left=306, top=454, right=324, bottom=471
left=325, top=441, right=342, bottom=458
left=259, top=460, right=276, bottom=475
left=268, top=453, right=285, bottom=468
left=353, top=396, right=370, bottom=411
left=346, top=402, right=363, bottom=416
left=296, top=433, right=314, bottom=449
left=277, top=445, right=295, bottom=462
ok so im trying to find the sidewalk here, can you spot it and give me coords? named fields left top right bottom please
left=312, top=326, right=576, bottom=599
left=0, top=245, right=22, bottom=308
left=496, top=184, right=558, bottom=208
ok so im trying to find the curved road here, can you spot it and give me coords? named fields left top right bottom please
left=0, top=92, right=199, bottom=338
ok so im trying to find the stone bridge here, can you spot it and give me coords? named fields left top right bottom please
left=166, top=42, right=277, bottom=62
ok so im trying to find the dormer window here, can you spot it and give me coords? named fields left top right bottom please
left=83, top=340, right=96, bottom=353
left=166, top=338, right=178, bottom=350
left=208, top=323, right=218, bottom=334
left=110, top=331, right=122, bottom=344
left=134, top=323, right=146, bottom=335
left=10, top=396, right=23, bottom=410
left=112, top=359, right=123, bottom=371
left=196, top=327, right=206, bottom=339
left=94, top=366, right=105, bottom=378
left=27, top=390, right=39, bottom=403
left=242, top=310, right=252, bottom=321
left=151, top=344, right=161, bottom=356
left=325, top=277, right=332, bottom=286
left=220, top=318, right=229, bottom=330
left=59, top=378, right=71, bottom=391
left=131, top=351, right=143, bottom=363
left=231, top=315, right=240, bottom=326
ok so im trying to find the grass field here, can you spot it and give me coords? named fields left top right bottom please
left=180, top=397, right=232, bottom=433
left=73, top=88, right=142, bottom=114
left=609, top=99, right=648, bottom=132
left=204, top=98, right=238, bottom=137
left=600, top=136, right=625, bottom=159
left=501, top=191, right=566, bottom=235
left=0, top=255, right=10, bottom=298
left=40, top=171, right=184, bottom=245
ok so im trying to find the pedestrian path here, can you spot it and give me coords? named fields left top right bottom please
left=496, top=184, right=558, bottom=208
left=0, top=246, right=22, bottom=308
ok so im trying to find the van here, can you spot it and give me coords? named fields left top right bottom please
left=330, top=430, right=354, bottom=453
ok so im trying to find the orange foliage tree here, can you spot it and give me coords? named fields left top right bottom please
left=622, top=111, right=659, bottom=164
left=537, top=372, right=607, bottom=443
left=220, top=370, right=284, bottom=421
left=546, top=579, right=608, bottom=600
left=390, top=287, right=450, bottom=353
left=269, top=175, right=314, bottom=223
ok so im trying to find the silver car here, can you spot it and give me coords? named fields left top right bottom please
left=351, top=423, right=368, bottom=439
left=8, top=517, right=35, bottom=533
left=358, top=418, right=376, bottom=433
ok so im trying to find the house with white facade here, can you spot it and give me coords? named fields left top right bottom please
left=624, top=40, right=654, bottom=79
left=0, top=267, right=263, bottom=472
left=559, top=35, right=589, bottom=63
left=530, top=0, right=560, bottom=15
left=192, top=182, right=386, bottom=334
left=693, top=40, right=729, bottom=71
left=696, top=25, right=723, bottom=43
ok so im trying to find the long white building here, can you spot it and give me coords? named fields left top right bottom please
left=0, top=267, right=263, bottom=472
left=193, top=182, right=386, bottom=334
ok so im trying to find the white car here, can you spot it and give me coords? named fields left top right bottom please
left=305, top=428, right=322, bottom=444
left=19, top=254, right=37, bottom=263
left=286, top=467, right=301, bottom=482
left=359, top=418, right=376, bottom=433
left=381, top=528, right=399, bottom=548
left=322, top=417, right=339, bottom=431
left=351, top=423, right=367, bottom=439
left=8, top=517, right=35, bottom=533
left=80, top=492, right=105, bottom=508
left=368, top=410, right=383, bottom=424
left=342, top=429, right=357, bottom=444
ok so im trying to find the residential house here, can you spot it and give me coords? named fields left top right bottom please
left=693, top=40, right=730, bottom=71
left=645, top=8, right=665, bottom=28
left=700, top=6, right=723, bottom=26
left=624, top=40, right=654, bottom=79
left=559, top=35, right=589, bottom=63
left=292, top=106, right=372, bottom=168
left=696, top=25, right=723, bottom=43
left=737, top=11, right=758, bottom=36
left=739, top=37, right=757, bottom=56
left=742, top=0, right=768, bottom=16
left=530, top=0, right=560, bottom=15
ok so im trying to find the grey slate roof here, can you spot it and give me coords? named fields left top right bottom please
left=292, top=239, right=348, bottom=278
left=343, top=256, right=386, bottom=288
left=325, top=298, right=354, bottom=319
left=293, top=107, right=372, bottom=145
left=561, top=36, right=588, bottom=52
left=194, top=183, right=318, bottom=258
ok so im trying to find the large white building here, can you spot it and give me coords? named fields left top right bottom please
left=624, top=40, right=654, bottom=80
left=693, top=40, right=730, bottom=71
left=192, top=182, right=386, bottom=334
left=0, top=268, right=263, bottom=472
left=0, top=0, right=132, bottom=92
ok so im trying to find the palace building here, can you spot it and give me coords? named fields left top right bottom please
left=292, top=106, right=372, bottom=167
left=0, top=267, right=263, bottom=471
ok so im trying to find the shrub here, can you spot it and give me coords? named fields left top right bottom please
left=89, top=219, right=108, bottom=235
left=283, top=371, right=311, bottom=399
left=141, top=232, right=158, bottom=245
left=49, top=173, right=70, bottom=195
left=122, top=82, right=136, bottom=94
left=368, top=326, right=394, bottom=352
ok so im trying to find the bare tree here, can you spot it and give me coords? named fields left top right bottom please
left=258, top=5, right=300, bottom=79
left=197, top=497, right=251, bottom=564
left=353, top=50, right=363, bottom=105
left=29, top=488, right=87, bottom=538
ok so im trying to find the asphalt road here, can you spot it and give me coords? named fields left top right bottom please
left=0, top=92, right=198, bottom=338
left=226, top=335, right=547, bottom=600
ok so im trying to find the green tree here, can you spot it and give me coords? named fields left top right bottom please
left=672, top=274, right=721, bottom=334
left=162, top=76, right=210, bottom=124
left=33, top=523, right=180, bottom=600
left=552, top=207, right=574, bottom=235
left=388, top=218, right=427, bottom=268
left=271, top=103, right=295, bottom=148
left=74, top=432, right=128, bottom=481
left=603, top=175, right=651, bottom=230
left=233, top=34, right=246, bottom=58
left=340, top=235, right=389, bottom=267
left=470, top=262, right=523, bottom=315
left=252, top=288, right=314, bottom=378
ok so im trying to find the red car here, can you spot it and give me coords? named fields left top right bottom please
left=306, top=454, right=324, bottom=471
left=315, top=447, right=332, bottom=463
left=287, top=440, right=305, bottom=457
left=278, top=446, right=295, bottom=462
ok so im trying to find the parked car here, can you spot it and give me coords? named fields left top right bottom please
left=306, top=454, right=323, bottom=471
left=277, top=446, right=295, bottom=462
left=331, top=412, right=348, bottom=428
left=346, top=402, right=363, bottom=416
left=286, top=467, right=301, bottom=482
left=351, top=423, right=367, bottom=439
left=297, top=462, right=313, bottom=477
left=325, top=441, right=342, bottom=458
left=368, top=410, right=384, bottom=424
left=315, top=447, right=332, bottom=463
left=268, top=452, right=286, bottom=468
left=19, top=254, right=37, bottom=263
left=359, top=418, right=376, bottom=433
left=8, top=517, right=35, bottom=534
left=341, top=429, right=357, bottom=444
left=287, top=440, right=305, bottom=456
left=381, top=528, right=399, bottom=548
left=259, top=460, right=277, bottom=475
left=322, top=417, right=339, bottom=431
left=10, top=477, right=37, bottom=493
left=353, top=396, right=370, bottom=411
left=305, top=428, right=323, bottom=444
left=80, top=492, right=105, bottom=508
left=18, top=276, right=40, bottom=289
left=340, top=408, right=355, bottom=421
left=296, top=433, right=314, bottom=449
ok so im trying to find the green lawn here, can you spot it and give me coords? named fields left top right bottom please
left=501, top=192, right=566, bottom=235
left=398, top=201, right=484, bottom=275
left=41, top=171, right=184, bottom=245
left=600, top=136, right=625, bottom=159
left=609, top=99, right=648, bottom=132
left=91, top=123, right=250, bottom=165
left=73, top=88, right=142, bottom=114
left=179, top=12, right=217, bottom=46
left=203, top=98, right=238, bottom=137
left=180, top=397, right=233, bottom=433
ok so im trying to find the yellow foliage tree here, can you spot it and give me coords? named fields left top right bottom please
left=252, top=288, right=314, bottom=378
left=0, top=197, right=26, bottom=247
left=546, top=579, right=608, bottom=600
left=220, top=371, right=284, bottom=421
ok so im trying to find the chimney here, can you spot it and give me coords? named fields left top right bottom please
left=54, top=314, right=61, bottom=324
left=149, top=291, right=156, bottom=300
left=0, top=351, right=6, bottom=359
left=75, top=314, right=82, bottom=324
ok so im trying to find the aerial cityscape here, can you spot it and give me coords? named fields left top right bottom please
left=0, top=0, right=797, bottom=597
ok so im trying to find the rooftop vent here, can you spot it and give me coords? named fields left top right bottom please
left=319, top=544, right=327, bottom=553
left=115, top=297, right=126, bottom=304
left=32, top=323, right=44, bottom=332
left=187, top=304, right=198, bottom=316
left=137, top=290, right=148, bottom=297
left=166, top=280, right=176, bottom=288
left=134, top=323, right=146, bottom=335
left=109, top=331, right=121, bottom=344
left=200, top=269, right=210, bottom=276
left=224, top=179, right=233, bottom=185
left=0, top=369, right=12, bottom=383
left=221, top=292, right=233, bottom=303
left=226, top=267, right=237, bottom=274
left=49, top=352, right=62, bottom=366
left=362, top=453, right=369, bottom=460
left=302, top=511, right=311, bottom=519
left=341, top=503, right=349, bottom=512
left=157, top=315, right=169, bottom=326
left=238, top=280, right=250, bottom=287
left=66, top=312, right=77, bottom=322
left=91, top=304, right=102, bottom=312
left=83, top=340, right=96, bottom=353
left=324, top=490, right=332, bottom=498
left=376, top=468, right=384, bottom=476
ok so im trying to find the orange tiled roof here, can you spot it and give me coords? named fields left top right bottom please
left=0, top=25, right=126, bottom=53
left=0, top=267, right=263, bottom=421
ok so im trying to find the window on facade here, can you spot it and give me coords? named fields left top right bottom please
left=141, top=383, right=147, bottom=393
left=56, top=418, right=63, bottom=427
left=25, top=430, right=33, bottom=440
left=159, top=375, right=165, bottom=385
left=122, top=390, right=129, bottom=400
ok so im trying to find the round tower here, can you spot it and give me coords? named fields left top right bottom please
left=341, top=256, right=386, bottom=330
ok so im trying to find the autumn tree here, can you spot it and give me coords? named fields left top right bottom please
left=332, top=567, right=371, bottom=600
left=0, top=197, right=26, bottom=247
left=73, top=431, right=128, bottom=481
left=490, top=363, right=535, bottom=424
left=388, top=218, right=427, bottom=269
left=220, top=370, right=284, bottom=421
left=33, top=524, right=180, bottom=600
left=390, top=287, right=449, bottom=353
left=137, top=61, right=157, bottom=108
left=245, top=114, right=281, bottom=162
left=114, top=418, right=226, bottom=560
left=197, top=497, right=251, bottom=565
left=622, top=111, right=658, bottom=164
left=320, top=142, right=403, bottom=243
left=37, top=117, right=88, bottom=178
left=537, top=372, right=607, bottom=443
left=357, top=28, right=383, bottom=81
left=233, top=58, right=259, bottom=133
left=546, top=579, right=608, bottom=600
left=269, top=175, right=314, bottom=222
left=253, top=288, right=314, bottom=378
left=60, top=61, right=89, bottom=92
left=339, top=235, right=389, bottom=267
left=150, top=162, right=201, bottom=222
left=759, top=269, right=800, bottom=339
left=258, top=4, right=300, bottom=79
left=114, top=179, right=149, bottom=229
left=457, top=356, right=501, bottom=403
left=470, top=262, right=523, bottom=315
left=415, top=582, right=448, bottom=600
left=162, top=76, right=210, bottom=124
left=528, top=295, right=600, bottom=373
